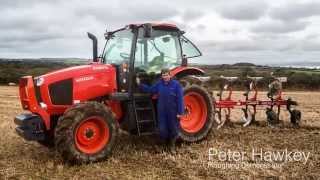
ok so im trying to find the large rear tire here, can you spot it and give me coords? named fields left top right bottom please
left=54, top=102, right=118, bottom=163
left=179, top=81, right=214, bottom=142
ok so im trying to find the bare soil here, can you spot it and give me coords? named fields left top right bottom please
left=0, top=86, right=319, bottom=179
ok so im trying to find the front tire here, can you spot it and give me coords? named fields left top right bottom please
left=54, top=102, right=118, bottom=163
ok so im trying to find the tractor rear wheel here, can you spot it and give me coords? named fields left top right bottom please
left=179, top=80, right=214, bottom=142
left=54, top=102, right=118, bottom=163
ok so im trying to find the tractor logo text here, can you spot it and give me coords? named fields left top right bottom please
left=92, top=66, right=108, bottom=70
left=75, top=76, right=94, bottom=82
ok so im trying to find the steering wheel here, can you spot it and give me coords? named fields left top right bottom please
left=163, top=55, right=177, bottom=61
left=120, top=52, right=130, bottom=60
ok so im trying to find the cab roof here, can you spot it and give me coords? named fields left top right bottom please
left=129, top=22, right=180, bottom=31
left=105, top=23, right=181, bottom=38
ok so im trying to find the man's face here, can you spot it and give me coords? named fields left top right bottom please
left=162, top=72, right=171, bottom=82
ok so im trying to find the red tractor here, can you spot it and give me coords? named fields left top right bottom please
left=14, top=23, right=214, bottom=163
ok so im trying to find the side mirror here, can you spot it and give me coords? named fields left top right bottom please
left=87, top=32, right=98, bottom=62
left=88, top=57, right=103, bottom=64
left=104, top=28, right=108, bottom=39
left=143, top=23, right=152, bottom=38
left=182, top=55, right=188, bottom=67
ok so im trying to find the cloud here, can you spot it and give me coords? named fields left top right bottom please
left=199, top=40, right=265, bottom=51
left=215, top=1, right=268, bottom=20
left=0, top=0, right=41, bottom=10
left=198, top=33, right=320, bottom=52
left=0, top=0, right=319, bottom=65
left=221, top=28, right=240, bottom=35
left=270, top=2, right=320, bottom=21
left=251, top=20, right=309, bottom=34
left=0, top=0, right=182, bottom=58
left=74, top=1, right=179, bottom=27
left=181, top=9, right=205, bottom=22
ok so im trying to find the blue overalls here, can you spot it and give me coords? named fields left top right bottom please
left=140, top=79, right=184, bottom=140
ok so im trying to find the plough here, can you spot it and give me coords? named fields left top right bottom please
left=214, top=74, right=301, bottom=129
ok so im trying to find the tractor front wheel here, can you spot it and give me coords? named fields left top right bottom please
left=54, top=102, right=118, bottom=163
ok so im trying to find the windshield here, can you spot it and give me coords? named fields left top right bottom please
left=180, top=35, right=201, bottom=58
left=102, top=27, right=201, bottom=74
left=102, top=29, right=133, bottom=64
left=135, top=29, right=182, bottom=73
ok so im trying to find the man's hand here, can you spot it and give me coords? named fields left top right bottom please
left=136, top=77, right=141, bottom=85
left=177, top=114, right=184, bottom=119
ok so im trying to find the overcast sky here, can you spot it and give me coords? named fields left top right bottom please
left=1, top=0, right=320, bottom=65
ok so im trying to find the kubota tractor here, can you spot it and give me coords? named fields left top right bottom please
left=14, top=23, right=214, bottom=163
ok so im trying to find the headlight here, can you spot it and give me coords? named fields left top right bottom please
left=39, top=102, right=47, bottom=109
left=35, top=77, right=44, bottom=86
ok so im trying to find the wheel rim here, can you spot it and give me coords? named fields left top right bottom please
left=75, top=116, right=109, bottom=154
left=180, top=92, right=208, bottom=133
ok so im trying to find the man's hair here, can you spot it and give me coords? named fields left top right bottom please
left=161, top=68, right=170, bottom=75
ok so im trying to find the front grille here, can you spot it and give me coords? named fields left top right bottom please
left=19, top=77, right=30, bottom=110
left=33, top=79, right=43, bottom=105
left=49, top=79, right=73, bottom=105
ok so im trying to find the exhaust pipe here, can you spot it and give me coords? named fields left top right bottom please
left=87, top=32, right=98, bottom=62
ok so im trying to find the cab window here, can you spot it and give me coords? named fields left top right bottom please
left=180, top=36, right=201, bottom=58
left=135, top=29, right=182, bottom=73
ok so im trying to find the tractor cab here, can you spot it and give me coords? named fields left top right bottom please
left=100, top=23, right=201, bottom=93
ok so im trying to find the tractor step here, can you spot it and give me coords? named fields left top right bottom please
left=138, top=119, right=154, bottom=123
left=133, top=97, right=157, bottom=136
left=135, top=107, right=153, bottom=111
left=139, top=132, right=157, bottom=136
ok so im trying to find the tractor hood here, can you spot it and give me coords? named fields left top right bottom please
left=31, top=63, right=117, bottom=111
left=40, top=63, right=113, bottom=82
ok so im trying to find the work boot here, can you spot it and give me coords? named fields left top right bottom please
left=153, top=138, right=168, bottom=153
left=168, top=138, right=177, bottom=154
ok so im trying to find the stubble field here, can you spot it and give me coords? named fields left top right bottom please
left=0, top=86, right=319, bottom=179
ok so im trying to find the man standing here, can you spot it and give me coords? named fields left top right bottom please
left=138, top=69, right=184, bottom=152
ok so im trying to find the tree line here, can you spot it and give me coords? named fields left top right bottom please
left=1, top=60, right=320, bottom=90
